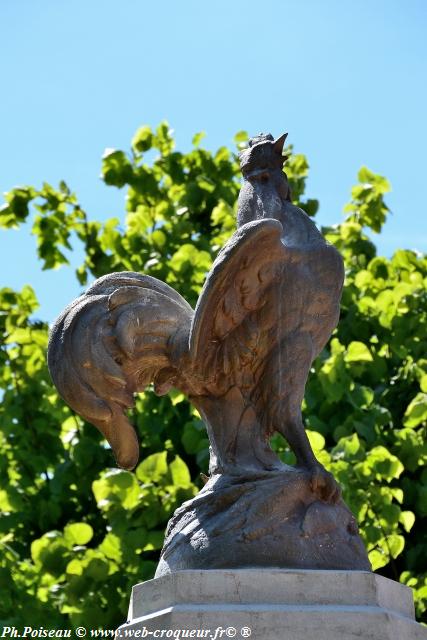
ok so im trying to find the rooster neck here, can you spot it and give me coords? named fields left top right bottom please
left=237, top=177, right=322, bottom=248
left=278, top=201, right=323, bottom=247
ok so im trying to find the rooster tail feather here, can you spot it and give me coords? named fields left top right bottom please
left=48, top=272, right=193, bottom=469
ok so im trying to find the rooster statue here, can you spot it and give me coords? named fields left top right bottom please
left=48, top=132, right=370, bottom=574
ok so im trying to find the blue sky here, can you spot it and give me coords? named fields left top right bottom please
left=1, top=0, right=426, bottom=322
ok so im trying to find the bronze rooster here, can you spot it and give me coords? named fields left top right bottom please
left=48, top=133, right=344, bottom=504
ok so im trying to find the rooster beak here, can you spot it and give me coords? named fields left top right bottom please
left=273, top=133, right=288, bottom=155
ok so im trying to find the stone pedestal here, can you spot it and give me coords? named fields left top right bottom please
left=117, top=569, right=427, bottom=640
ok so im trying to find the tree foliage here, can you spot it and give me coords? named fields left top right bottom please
left=0, top=123, right=426, bottom=627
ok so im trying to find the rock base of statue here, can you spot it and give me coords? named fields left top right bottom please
left=117, top=569, right=426, bottom=640
left=156, top=468, right=370, bottom=577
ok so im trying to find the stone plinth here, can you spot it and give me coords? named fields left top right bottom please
left=117, top=569, right=427, bottom=640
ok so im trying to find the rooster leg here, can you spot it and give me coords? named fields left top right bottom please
left=281, top=416, right=341, bottom=504
left=272, top=334, right=341, bottom=504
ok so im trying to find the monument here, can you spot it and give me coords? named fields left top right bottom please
left=47, top=133, right=425, bottom=638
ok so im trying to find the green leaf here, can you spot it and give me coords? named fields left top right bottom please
left=334, top=434, right=361, bottom=457
left=345, top=341, right=373, bottom=363
left=233, top=130, right=248, bottom=144
left=387, top=534, right=405, bottom=559
left=92, top=469, right=140, bottom=509
left=154, top=121, right=174, bottom=155
left=192, top=131, right=206, bottom=147
left=86, top=557, right=109, bottom=581
left=403, top=393, right=427, bottom=428
left=307, top=430, right=325, bottom=453
left=169, top=456, right=191, bottom=487
left=0, top=187, right=35, bottom=227
left=66, top=559, right=84, bottom=576
left=132, top=126, right=153, bottom=153
left=348, top=384, right=374, bottom=408
left=64, top=523, right=93, bottom=546
left=99, top=533, right=122, bottom=562
left=136, top=451, right=168, bottom=483
left=101, top=149, right=133, bottom=187
left=368, top=446, right=404, bottom=481
left=150, top=229, right=167, bottom=247
left=399, top=511, right=415, bottom=533
left=169, top=390, right=185, bottom=406
left=196, top=175, right=215, bottom=193
left=369, top=549, right=389, bottom=571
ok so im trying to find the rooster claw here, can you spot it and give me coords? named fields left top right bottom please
left=308, top=464, right=341, bottom=504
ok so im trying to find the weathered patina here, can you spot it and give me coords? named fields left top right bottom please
left=48, top=132, right=371, bottom=575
